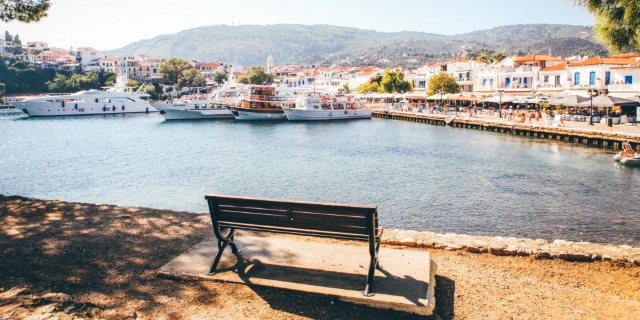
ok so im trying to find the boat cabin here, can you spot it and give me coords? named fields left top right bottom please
left=294, top=96, right=355, bottom=110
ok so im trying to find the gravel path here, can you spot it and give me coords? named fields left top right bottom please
left=1, top=195, right=639, bottom=319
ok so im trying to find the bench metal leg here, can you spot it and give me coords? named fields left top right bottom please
left=362, top=236, right=382, bottom=297
left=205, top=228, right=242, bottom=276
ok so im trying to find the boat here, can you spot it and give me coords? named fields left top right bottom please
left=614, top=142, right=636, bottom=162
left=228, top=85, right=295, bottom=120
left=10, top=76, right=155, bottom=117
left=150, top=81, right=246, bottom=120
left=281, top=95, right=371, bottom=120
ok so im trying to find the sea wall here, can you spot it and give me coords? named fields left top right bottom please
left=381, top=229, right=640, bottom=266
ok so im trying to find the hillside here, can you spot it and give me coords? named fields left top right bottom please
left=106, top=24, right=604, bottom=67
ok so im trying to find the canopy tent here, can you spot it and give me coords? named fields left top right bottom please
left=406, top=92, right=426, bottom=99
left=481, top=96, right=515, bottom=103
left=381, top=93, right=394, bottom=98
left=426, top=93, right=451, bottom=100
left=549, top=95, right=589, bottom=106
left=447, top=94, right=462, bottom=101
left=576, top=95, right=639, bottom=108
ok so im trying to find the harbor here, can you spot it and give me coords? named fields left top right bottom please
left=372, top=109, right=640, bottom=149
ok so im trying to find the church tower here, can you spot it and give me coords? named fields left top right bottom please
left=267, top=54, right=274, bottom=73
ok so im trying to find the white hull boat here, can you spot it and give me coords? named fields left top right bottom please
left=282, top=95, right=371, bottom=121
left=230, top=85, right=294, bottom=121
left=11, top=76, right=155, bottom=117
left=229, top=106, right=287, bottom=120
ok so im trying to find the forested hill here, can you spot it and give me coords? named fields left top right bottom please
left=106, top=24, right=605, bottom=67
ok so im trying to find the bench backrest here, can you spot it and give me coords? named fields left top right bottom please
left=205, top=194, right=379, bottom=241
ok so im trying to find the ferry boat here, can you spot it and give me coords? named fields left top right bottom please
left=11, top=76, right=155, bottom=117
left=282, top=95, right=371, bottom=120
left=229, top=85, right=295, bottom=120
left=150, top=81, right=246, bottom=120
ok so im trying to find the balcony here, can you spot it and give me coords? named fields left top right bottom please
left=608, top=84, right=640, bottom=92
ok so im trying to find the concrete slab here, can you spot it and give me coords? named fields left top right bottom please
left=158, top=235, right=437, bottom=316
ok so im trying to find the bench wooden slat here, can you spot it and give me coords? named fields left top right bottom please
left=218, top=215, right=369, bottom=235
left=210, top=196, right=376, bottom=216
left=219, top=210, right=368, bottom=230
left=218, top=221, right=379, bottom=240
left=218, top=207, right=368, bottom=224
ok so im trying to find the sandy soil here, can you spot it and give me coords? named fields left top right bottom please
left=1, top=195, right=640, bottom=319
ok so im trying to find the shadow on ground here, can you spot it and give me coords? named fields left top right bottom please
left=0, top=195, right=451, bottom=319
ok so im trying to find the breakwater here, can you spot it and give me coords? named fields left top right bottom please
left=372, top=110, right=640, bottom=150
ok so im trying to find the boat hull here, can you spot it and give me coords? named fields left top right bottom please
left=151, top=104, right=234, bottom=120
left=229, top=107, right=286, bottom=120
left=11, top=100, right=156, bottom=117
left=282, top=108, right=371, bottom=121
left=620, top=157, right=640, bottom=166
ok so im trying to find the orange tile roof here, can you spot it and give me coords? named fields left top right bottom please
left=201, top=62, right=220, bottom=68
left=609, top=53, right=640, bottom=58
left=568, top=57, right=640, bottom=66
left=514, top=54, right=565, bottom=62
left=541, top=63, right=567, bottom=72
left=450, top=57, right=469, bottom=63
left=233, top=72, right=243, bottom=76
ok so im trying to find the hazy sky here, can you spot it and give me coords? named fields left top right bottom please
left=2, top=0, right=594, bottom=51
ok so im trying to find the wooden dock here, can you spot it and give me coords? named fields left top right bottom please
left=372, top=110, right=640, bottom=151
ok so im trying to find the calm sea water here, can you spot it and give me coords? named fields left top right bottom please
left=1, top=110, right=639, bottom=246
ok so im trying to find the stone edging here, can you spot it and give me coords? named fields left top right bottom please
left=381, top=229, right=640, bottom=266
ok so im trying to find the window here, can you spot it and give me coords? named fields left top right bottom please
left=605, top=71, right=611, bottom=85
left=543, top=75, right=549, bottom=83
left=574, top=72, right=580, bottom=85
left=418, top=80, right=426, bottom=88
left=589, top=71, right=596, bottom=85
left=555, top=75, right=561, bottom=85
left=482, top=79, right=487, bottom=86
left=489, top=79, right=494, bottom=87
left=625, top=75, right=633, bottom=84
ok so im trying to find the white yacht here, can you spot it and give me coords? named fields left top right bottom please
left=229, top=85, right=295, bottom=120
left=282, top=95, right=371, bottom=120
left=150, top=81, right=246, bottom=120
left=11, top=76, right=154, bottom=117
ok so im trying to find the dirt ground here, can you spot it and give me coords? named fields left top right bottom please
left=1, top=195, right=640, bottom=320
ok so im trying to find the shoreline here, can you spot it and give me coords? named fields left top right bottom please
left=2, top=195, right=640, bottom=319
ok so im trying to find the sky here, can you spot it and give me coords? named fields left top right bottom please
left=2, top=0, right=594, bottom=51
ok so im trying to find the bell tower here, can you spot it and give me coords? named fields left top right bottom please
left=267, top=54, right=274, bottom=73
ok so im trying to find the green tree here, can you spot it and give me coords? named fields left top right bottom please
left=491, top=52, right=506, bottom=63
left=45, top=73, right=70, bottom=92
left=13, top=34, right=20, bottom=44
left=426, top=73, right=460, bottom=96
left=4, top=31, right=11, bottom=41
left=475, top=53, right=491, bottom=63
left=176, top=68, right=206, bottom=90
left=213, top=71, right=228, bottom=84
left=158, top=57, right=193, bottom=84
left=236, top=66, right=274, bottom=85
left=341, top=83, right=351, bottom=93
left=126, top=78, right=142, bottom=90
left=378, top=68, right=413, bottom=93
left=572, top=0, right=640, bottom=52
left=355, top=81, right=379, bottom=94
left=0, top=82, right=5, bottom=100
left=0, top=0, right=51, bottom=23
left=7, top=45, right=23, bottom=55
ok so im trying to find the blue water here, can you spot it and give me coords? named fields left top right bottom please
left=2, top=110, right=639, bottom=246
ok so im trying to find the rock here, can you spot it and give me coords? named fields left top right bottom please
left=553, top=239, right=571, bottom=246
left=535, top=239, right=548, bottom=245
left=536, top=251, right=551, bottom=259
left=489, top=246, right=504, bottom=256
left=399, top=237, right=416, bottom=247
left=123, top=310, right=137, bottom=319
left=433, top=243, right=446, bottom=249
left=620, top=245, right=632, bottom=249
left=517, top=248, right=531, bottom=256
left=465, top=245, right=481, bottom=253
left=42, top=293, right=71, bottom=303
left=602, top=254, right=613, bottom=261
left=569, top=252, right=591, bottom=261
left=445, top=244, right=464, bottom=251
left=0, top=287, right=28, bottom=300
left=387, top=239, right=399, bottom=245
left=503, top=245, right=518, bottom=256
left=558, top=251, right=570, bottom=259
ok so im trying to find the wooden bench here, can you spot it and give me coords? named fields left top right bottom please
left=205, top=194, right=384, bottom=296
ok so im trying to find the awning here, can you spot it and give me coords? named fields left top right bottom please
left=576, top=95, right=639, bottom=108
left=549, top=95, right=589, bottom=106
left=481, top=96, right=515, bottom=103
left=426, top=93, right=450, bottom=100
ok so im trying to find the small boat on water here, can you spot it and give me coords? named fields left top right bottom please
left=150, top=81, right=246, bottom=120
left=229, top=85, right=295, bottom=120
left=614, top=142, right=640, bottom=165
left=282, top=94, right=371, bottom=121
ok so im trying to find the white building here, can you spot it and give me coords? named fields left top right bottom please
left=75, top=47, right=106, bottom=69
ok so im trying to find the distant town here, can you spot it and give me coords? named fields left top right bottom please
left=2, top=31, right=640, bottom=100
